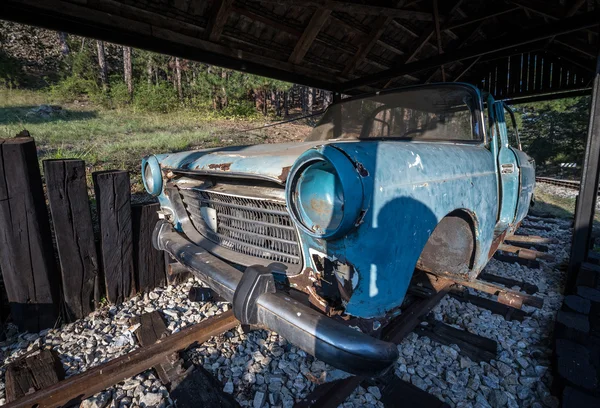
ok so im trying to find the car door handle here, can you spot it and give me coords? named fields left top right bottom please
left=501, top=163, right=515, bottom=174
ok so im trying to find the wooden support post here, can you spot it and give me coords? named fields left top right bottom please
left=132, top=202, right=167, bottom=293
left=0, top=137, right=59, bottom=331
left=44, top=159, right=99, bottom=320
left=569, top=49, right=600, bottom=292
left=93, top=170, right=134, bottom=304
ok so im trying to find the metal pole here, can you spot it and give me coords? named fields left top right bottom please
left=568, top=46, right=600, bottom=292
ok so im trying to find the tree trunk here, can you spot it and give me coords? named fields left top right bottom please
left=96, top=41, right=109, bottom=92
left=284, top=91, right=289, bottom=116
left=221, top=69, right=228, bottom=108
left=307, top=87, right=314, bottom=114
left=175, top=57, right=183, bottom=100
left=263, top=89, right=268, bottom=116
left=58, top=32, right=70, bottom=55
left=275, top=91, right=281, bottom=117
left=123, top=46, right=133, bottom=101
left=147, top=56, right=153, bottom=85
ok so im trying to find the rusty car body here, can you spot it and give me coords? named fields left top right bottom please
left=143, top=83, right=535, bottom=376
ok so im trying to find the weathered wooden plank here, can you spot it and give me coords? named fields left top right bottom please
left=92, top=170, right=134, bottom=304
left=132, top=311, right=182, bottom=385
left=534, top=53, right=543, bottom=91
left=0, top=137, right=59, bottom=331
left=509, top=53, right=521, bottom=95
left=5, top=350, right=65, bottom=402
left=132, top=202, right=167, bottom=293
left=44, top=159, right=98, bottom=320
left=132, top=311, right=168, bottom=347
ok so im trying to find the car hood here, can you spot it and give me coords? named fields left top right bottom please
left=156, top=141, right=338, bottom=183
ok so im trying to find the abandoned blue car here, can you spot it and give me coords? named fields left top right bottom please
left=143, top=83, right=535, bottom=375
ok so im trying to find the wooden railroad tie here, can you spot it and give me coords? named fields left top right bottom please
left=493, top=252, right=540, bottom=269
left=5, top=350, right=65, bottom=403
left=479, top=272, right=539, bottom=295
left=449, top=289, right=530, bottom=322
left=497, top=243, right=555, bottom=262
left=444, top=274, right=544, bottom=310
left=415, top=318, right=498, bottom=363
left=505, top=234, right=558, bottom=246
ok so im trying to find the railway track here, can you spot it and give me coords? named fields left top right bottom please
left=536, top=176, right=581, bottom=190
left=3, top=234, right=553, bottom=408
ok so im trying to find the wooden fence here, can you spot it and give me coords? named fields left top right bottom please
left=0, top=136, right=172, bottom=332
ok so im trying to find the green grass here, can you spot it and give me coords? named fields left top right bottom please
left=0, top=89, right=271, bottom=191
left=532, top=184, right=600, bottom=224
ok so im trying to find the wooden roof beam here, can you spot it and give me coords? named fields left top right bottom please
left=232, top=5, right=302, bottom=36
left=1, top=0, right=341, bottom=91
left=342, top=16, right=389, bottom=76
left=288, top=8, right=331, bottom=64
left=452, top=56, right=481, bottom=82
left=433, top=0, right=446, bottom=81
left=206, top=0, right=233, bottom=42
left=341, top=11, right=599, bottom=91
left=255, top=1, right=441, bottom=21
left=509, top=0, right=566, bottom=20
left=511, top=0, right=597, bottom=59
left=443, top=7, right=521, bottom=31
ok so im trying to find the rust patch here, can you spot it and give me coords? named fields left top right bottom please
left=356, top=162, right=369, bottom=177
left=279, top=166, right=292, bottom=182
left=207, top=162, right=232, bottom=171
left=487, top=230, right=507, bottom=259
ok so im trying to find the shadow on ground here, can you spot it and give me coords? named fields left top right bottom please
left=0, top=106, right=97, bottom=125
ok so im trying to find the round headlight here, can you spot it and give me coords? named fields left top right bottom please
left=142, top=155, right=163, bottom=196
left=287, top=146, right=365, bottom=239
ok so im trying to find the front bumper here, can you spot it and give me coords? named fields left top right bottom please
left=153, top=221, right=399, bottom=377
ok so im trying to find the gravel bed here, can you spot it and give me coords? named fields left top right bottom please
left=0, top=216, right=569, bottom=408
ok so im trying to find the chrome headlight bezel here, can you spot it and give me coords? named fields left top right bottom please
left=286, top=146, right=365, bottom=240
left=142, top=155, right=163, bottom=197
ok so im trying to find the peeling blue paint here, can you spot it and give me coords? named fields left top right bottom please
left=146, top=87, right=534, bottom=321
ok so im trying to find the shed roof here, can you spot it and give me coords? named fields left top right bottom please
left=1, top=0, right=598, bottom=100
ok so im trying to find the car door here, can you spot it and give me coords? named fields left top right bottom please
left=503, top=103, right=535, bottom=226
left=492, top=101, right=519, bottom=232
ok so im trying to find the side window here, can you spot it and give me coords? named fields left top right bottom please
left=503, top=105, right=521, bottom=150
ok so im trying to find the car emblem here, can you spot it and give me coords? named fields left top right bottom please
left=201, top=206, right=218, bottom=232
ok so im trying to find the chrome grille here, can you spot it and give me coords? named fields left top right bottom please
left=179, top=188, right=301, bottom=266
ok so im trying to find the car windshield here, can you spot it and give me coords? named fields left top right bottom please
left=306, top=84, right=481, bottom=142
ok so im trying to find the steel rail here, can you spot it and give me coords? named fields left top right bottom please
left=535, top=176, right=581, bottom=190
left=4, top=311, right=239, bottom=408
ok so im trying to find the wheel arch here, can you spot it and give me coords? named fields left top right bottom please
left=416, top=208, right=479, bottom=279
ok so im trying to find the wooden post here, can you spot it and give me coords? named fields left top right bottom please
left=132, top=202, right=167, bottom=293
left=0, top=137, right=59, bottom=331
left=44, top=159, right=99, bottom=320
left=569, top=48, right=600, bottom=292
left=92, top=170, right=134, bottom=304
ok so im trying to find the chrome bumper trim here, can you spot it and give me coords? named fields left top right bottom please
left=153, top=221, right=399, bottom=377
